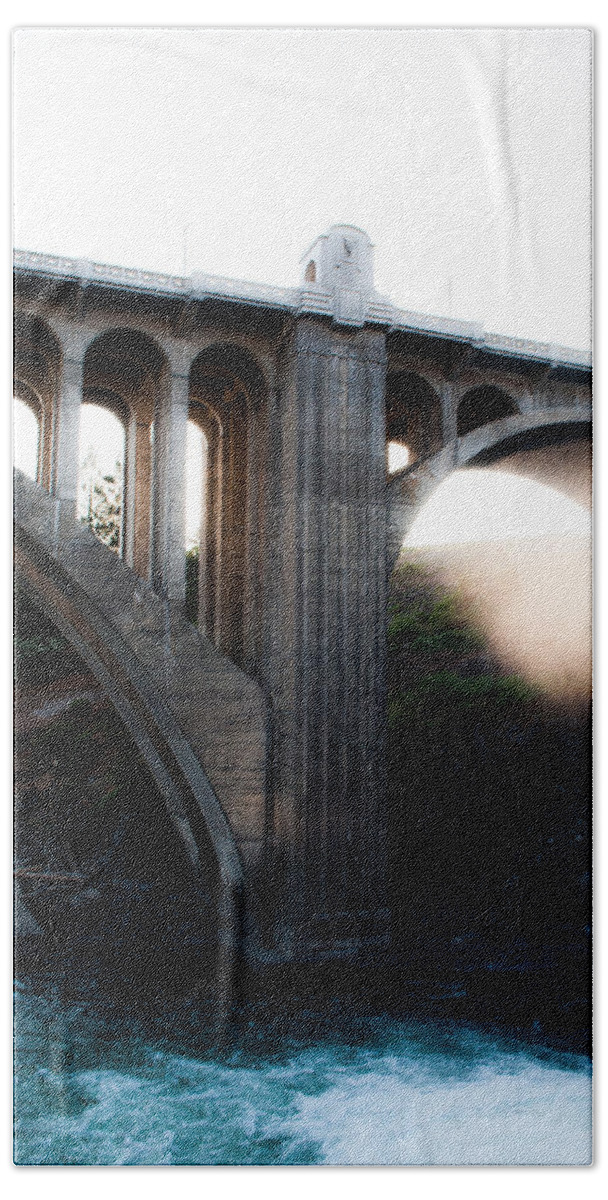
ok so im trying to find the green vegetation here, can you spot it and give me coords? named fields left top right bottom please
left=387, top=561, right=538, bottom=732
left=388, top=585, right=484, bottom=655
left=14, top=635, right=65, bottom=659
left=389, top=670, right=538, bottom=731
left=79, top=452, right=123, bottom=550
left=386, top=560, right=589, bottom=1005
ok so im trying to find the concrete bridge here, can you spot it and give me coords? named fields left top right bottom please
left=14, top=226, right=591, bottom=1009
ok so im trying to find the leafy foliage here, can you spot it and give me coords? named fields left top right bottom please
left=388, top=670, right=537, bottom=730
left=388, top=590, right=484, bottom=654
left=79, top=451, right=123, bottom=550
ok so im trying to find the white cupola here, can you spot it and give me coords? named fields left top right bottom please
left=300, top=224, right=375, bottom=325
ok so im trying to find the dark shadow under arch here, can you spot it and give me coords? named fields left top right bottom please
left=189, top=342, right=268, bottom=409
left=457, top=385, right=518, bottom=437
left=84, top=326, right=167, bottom=403
left=386, top=371, right=443, bottom=465
left=14, top=311, right=62, bottom=401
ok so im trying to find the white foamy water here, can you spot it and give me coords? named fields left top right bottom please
left=14, top=987, right=591, bottom=1165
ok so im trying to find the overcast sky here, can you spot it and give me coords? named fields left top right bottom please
left=13, top=26, right=591, bottom=349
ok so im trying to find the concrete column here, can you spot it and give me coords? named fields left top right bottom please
left=261, top=317, right=389, bottom=960
left=122, top=414, right=137, bottom=567
left=215, top=394, right=248, bottom=664
left=39, top=401, right=54, bottom=491
left=198, top=422, right=222, bottom=646
left=50, top=347, right=85, bottom=520
left=151, top=371, right=189, bottom=605
left=440, top=379, right=459, bottom=444
left=243, top=399, right=264, bottom=676
left=131, top=418, right=153, bottom=579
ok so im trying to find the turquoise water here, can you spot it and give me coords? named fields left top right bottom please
left=14, top=984, right=592, bottom=1166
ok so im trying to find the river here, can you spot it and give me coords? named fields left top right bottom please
left=14, top=981, right=591, bottom=1166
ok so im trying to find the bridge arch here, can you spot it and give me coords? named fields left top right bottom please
left=186, top=400, right=220, bottom=639
left=14, top=312, right=62, bottom=489
left=83, top=327, right=169, bottom=579
left=387, top=409, right=591, bottom=568
left=188, top=343, right=269, bottom=669
left=457, top=384, right=519, bottom=437
left=14, top=503, right=244, bottom=1029
left=386, top=370, right=443, bottom=470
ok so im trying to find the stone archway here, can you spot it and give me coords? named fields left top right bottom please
left=83, top=328, right=168, bottom=580
left=14, top=496, right=246, bottom=1029
left=457, top=385, right=518, bottom=437
left=14, top=311, right=62, bottom=490
left=386, top=370, right=443, bottom=470
left=188, top=343, right=269, bottom=671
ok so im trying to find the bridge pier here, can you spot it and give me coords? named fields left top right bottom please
left=151, top=369, right=189, bottom=606
left=259, top=317, right=389, bottom=959
left=50, top=343, right=85, bottom=525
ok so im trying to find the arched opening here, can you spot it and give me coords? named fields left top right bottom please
left=387, top=441, right=410, bottom=475
left=185, top=418, right=209, bottom=627
left=78, top=403, right=126, bottom=553
left=403, top=460, right=590, bottom=698
left=13, top=312, right=62, bottom=490
left=457, top=385, right=518, bottom=437
left=386, top=372, right=443, bottom=470
left=84, top=328, right=167, bottom=578
left=14, top=394, right=41, bottom=481
left=189, top=344, right=268, bottom=667
left=304, top=260, right=317, bottom=283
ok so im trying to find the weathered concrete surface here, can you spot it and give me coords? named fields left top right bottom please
left=13, top=226, right=592, bottom=977
left=14, top=472, right=269, bottom=959
left=260, top=317, right=390, bottom=958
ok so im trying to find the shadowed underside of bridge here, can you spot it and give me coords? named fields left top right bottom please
left=13, top=229, right=592, bottom=1012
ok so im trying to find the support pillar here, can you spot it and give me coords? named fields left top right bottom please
left=440, top=379, right=459, bottom=444
left=131, top=418, right=153, bottom=579
left=151, top=371, right=189, bottom=606
left=39, top=400, right=54, bottom=492
left=50, top=345, right=85, bottom=522
left=261, top=317, right=389, bottom=960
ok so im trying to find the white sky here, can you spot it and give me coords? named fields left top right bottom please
left=406, top=469, right=590, bottom=545
left=13, top=26, right=591, bottom=349
left=9, top=23, right=595, bottom=548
